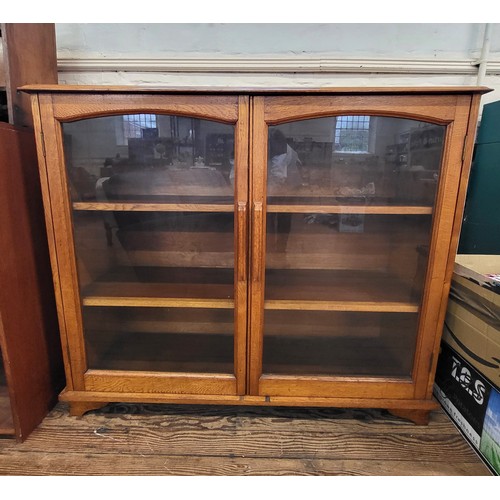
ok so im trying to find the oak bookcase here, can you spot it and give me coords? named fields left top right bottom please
left=23, top=85, right=488, bottom=424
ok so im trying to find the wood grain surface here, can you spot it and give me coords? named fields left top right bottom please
left=0, top=122, right=64, bottom=441
left=2, top=24, right=58, bottom=127
left=0, top=402, right=491, bottom=475
left=72, top=202, right=235, bottom=212
left=266, top=205, right=433, bottom=214
left=19, top=85, right=492, bottom=95
left=24, top=87, right=488, bottom=446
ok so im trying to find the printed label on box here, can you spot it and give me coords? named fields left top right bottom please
left=480, top=388, right=500, bottom=473
left=434, top=343, right=500, bottom=474
left=434, top=343, right=491, bottom=446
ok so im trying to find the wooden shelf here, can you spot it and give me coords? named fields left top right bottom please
left=73, top=201, right=432, bottom=216
left=83, top=295, right=233, bottom=309
left=72, top=200, right=433, bottom=215
left=267, top=204, right=433, bottom=215
left=265, top=269, right=420, bottom=312
left=265, top=301, right=418, bottom=312
left=80, top=267, right=418, bottom=313
left=73, top=202, right=234, bottom=213
left=81, top=267, right=234, bottom=309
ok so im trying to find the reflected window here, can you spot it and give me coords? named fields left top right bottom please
left=63, top=114, right=235, bottom=203
left=334, top=116, right=370, bottom=153
left=123, top=114, right=158, bottom=139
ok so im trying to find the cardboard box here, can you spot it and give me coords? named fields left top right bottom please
left=441, top=255, right=500, bottom=388
left=434, top=343, right=500, bottom=475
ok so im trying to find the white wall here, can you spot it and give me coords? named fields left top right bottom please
left=55, top=24, right=499, bottom=59
left=55, top=23, right=500, bottom=109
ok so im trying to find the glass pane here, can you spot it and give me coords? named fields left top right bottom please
left=72, top=210, right=235, bottom=374
left=264, top=115, right=445, bottom=378
left=267, top=116, right=444, bottom=206
left=265, top=214, right=432, bottom=302
left=84, top=307, right=234, bottom=373
left=63, top=115, right=235, bottom=203
left=263, top=311, right=418, bottom=376
left=263, top=213, right=430, bottom=377
left=63, top=113, right=237, bottom=376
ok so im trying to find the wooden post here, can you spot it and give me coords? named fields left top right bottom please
left=0, top=23, right=63, bottom=441
left=1, top=23, right=58, bottom=127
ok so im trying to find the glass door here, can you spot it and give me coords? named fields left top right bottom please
left=44, top=94, right=249, bottom=396
left=248, top=94, right=468, bottom=400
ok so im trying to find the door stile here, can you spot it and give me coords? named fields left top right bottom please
left=422, top=94, right=483, bottom=399
left=234, top=95, right=250, bottom=395
left=245, top=95, right=254, bottom=394
left=37, top=94, right=88, bottom=390
left=412, top=95, right=479, bottom=400
left=248, top=97, right=268, bottom=395
left=37, top=93, right=249, bottom=397
left=31, top=94, right=75, bottom=392
left=250, top=93, right=472, bottom=401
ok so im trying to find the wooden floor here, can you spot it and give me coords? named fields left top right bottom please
left=0, top=402, right=492, bottom=475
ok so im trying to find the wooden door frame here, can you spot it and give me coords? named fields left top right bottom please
left=32, top=92, right=250, bottom=397
left=248, top=93, right=478, bottom=403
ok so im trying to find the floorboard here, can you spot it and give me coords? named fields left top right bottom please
left=0, top=402, right=491, bottom=476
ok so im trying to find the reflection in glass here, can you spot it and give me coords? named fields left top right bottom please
left=263, top=213, right=431, bottom=377
left=73, top=211, right=235, bottom=293
left=265, top=214, right=432, bottom=301
left=63, top=115, right=235, bottom=203
left=63, top=114, right=237, bottom=375
left=73, top=210, right=235, bottom=374
left=263, top=116, right=445, bottom=378
left=267, top=116, right=444, bottom=206
left=334, top=115, right=371, bottom=153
